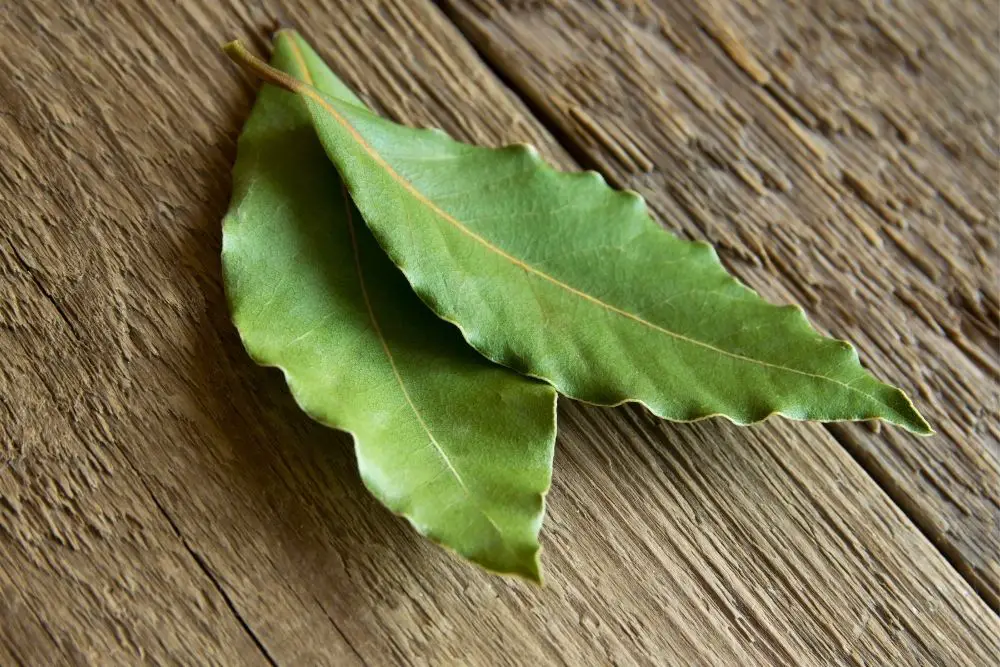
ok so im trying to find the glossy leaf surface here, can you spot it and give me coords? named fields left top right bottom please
left=226, top=35, right=930, bottom=435
left=223, top=32, right=557, bottom=580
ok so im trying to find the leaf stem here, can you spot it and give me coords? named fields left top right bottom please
left=223, top=40, right=304, bottom=94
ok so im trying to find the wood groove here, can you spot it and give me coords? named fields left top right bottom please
left=1, top=0, right=997, bottom=664
left=431, top=0, right=997, bottom=607
left=439, top=0, right=999, bottom=610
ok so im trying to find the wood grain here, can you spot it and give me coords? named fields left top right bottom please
left=0, top=0, right=996, bottom=665
left=442, top=0, right=1000, bottom=607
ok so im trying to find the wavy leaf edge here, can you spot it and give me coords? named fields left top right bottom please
left=223, top=37, right=931, bottom=437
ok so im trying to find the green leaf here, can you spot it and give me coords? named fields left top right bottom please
left=223, top=31, right=557, bottom=581
left=225, top=36, right=930, bottom=436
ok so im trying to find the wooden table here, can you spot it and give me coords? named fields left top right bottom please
left=1, top=1, right=997, bottom=664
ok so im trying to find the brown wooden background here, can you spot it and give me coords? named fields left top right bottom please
left=1, top=0, right=997, bottom=664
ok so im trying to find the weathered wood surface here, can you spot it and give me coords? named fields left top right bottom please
left=443, top=0, right=1000, bottom=607
left=0, top=1, right=995, bottom=665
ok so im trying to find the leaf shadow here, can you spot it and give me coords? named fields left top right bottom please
left=156, top=95, right=479, bottom=638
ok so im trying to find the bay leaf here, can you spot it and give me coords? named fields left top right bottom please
left=225, top=35, right=930, bottom=435
left=224, top=31, right=557, bottom=581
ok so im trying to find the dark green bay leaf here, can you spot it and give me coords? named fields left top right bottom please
left=225, top=35, right=930, bottom=435
left=224, top=31, right=557, bottom=581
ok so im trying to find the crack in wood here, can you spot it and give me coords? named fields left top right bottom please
left=6, top=241, right=81, bottom=341
left=139, top=479, right=280, bottom=667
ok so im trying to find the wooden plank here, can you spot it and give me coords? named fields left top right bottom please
left=442, top=0, right=1000, bottom=607
left=0, top=259, right=273, bottom=665
left=0, top=0, right=996, bottom=664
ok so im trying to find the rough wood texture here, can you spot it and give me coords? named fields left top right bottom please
left=443, top=0, right=1000, bottom=607
left=0, top=0, right=996, bottom=665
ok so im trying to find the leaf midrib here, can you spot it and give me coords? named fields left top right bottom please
left=296, top=86, right=893, bottom=414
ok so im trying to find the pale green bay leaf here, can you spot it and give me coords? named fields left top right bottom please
left=225, top=34, right=930, bottom=435
left=223, top=32, right=557, bottom=580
